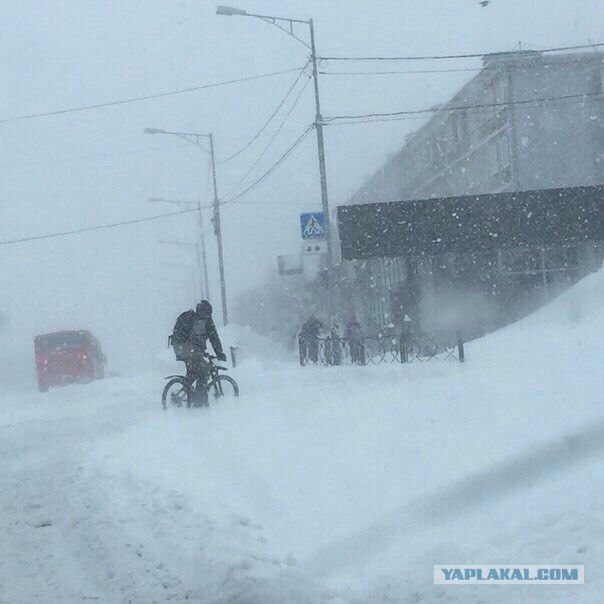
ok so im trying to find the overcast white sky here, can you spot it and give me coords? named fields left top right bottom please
left=1, top=0, right=603, bottom=379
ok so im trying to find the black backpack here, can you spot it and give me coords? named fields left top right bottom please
left=171, top=310, right=196, bottom=361
left=172, top=310, right=195, bottom=343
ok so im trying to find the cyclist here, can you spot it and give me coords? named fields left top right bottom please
left=171, top=300, right=227, bottom=405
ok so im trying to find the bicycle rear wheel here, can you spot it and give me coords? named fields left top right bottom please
left=162, top=377, right=192, bottom=410
left=208, top=375, right=239, bottom=401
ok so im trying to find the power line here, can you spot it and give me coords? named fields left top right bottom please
left=2, top=178, right=314, bottom=250
left=0, top=209, right=196, bottom=247
left=224, top=74, right=312, bottom=198
left=0, top=66, right=306, bottom=126
left=217, top=60, right=311, bottom=164
left=0, top=196, right=311, bottom=248
left=323, top=91, right=604, bottom=123
left=325, top=115, right=432, bottom=127
left=0, top=142, right=189, bottom=171
left=222, top=123, right=314, bottom=206
left=319, top=41, right=604, bottom=62
left=225, top=201, right=319, bottom=207
left=319, top=54, right=603, bottom=77
left=320, top=67, right=483, bottom=76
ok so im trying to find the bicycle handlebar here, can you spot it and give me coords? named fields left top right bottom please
left=204, top=352, right=227, bottom=363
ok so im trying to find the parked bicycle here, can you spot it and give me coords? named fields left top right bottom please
left=162, top=354, right=239, bottom=410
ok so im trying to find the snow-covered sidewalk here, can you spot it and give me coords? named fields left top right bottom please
left=2, top=271, right=604, bottom=602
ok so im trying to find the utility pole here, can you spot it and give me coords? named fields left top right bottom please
left=149, top=196, right=210, bottom=302
left=308, top=18, right=332, bottom=276
left=208, top=133, right=228, bottom=324
left=217, top=5, right=334, bottom=318
left=145, top=128, right=229, bottom=325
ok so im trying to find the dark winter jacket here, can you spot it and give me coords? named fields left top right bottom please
left=172, top=310, right=224, bottom=357
left=344, top=318, right=362, bottom=341
left=301, top=316, right=322, bottom=339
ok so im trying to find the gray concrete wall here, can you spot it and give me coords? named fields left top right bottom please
left=511, top=56, right=604, bottom=191
left=347, top=52, right=604, bottom=207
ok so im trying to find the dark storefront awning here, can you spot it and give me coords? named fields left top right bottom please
left=338, top=185, right=604, bottom=261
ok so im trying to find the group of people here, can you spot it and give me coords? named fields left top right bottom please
left=168, top=300, right=368, bottom=396
left=299, top=314, right=365, bottom=365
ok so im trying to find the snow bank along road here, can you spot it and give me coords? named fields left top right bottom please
left=2, top=272, right=604, bottom=603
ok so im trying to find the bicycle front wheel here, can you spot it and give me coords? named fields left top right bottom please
left=208, top=375, right=239, bottom=401
left=162, top=377, right=192, bottom=410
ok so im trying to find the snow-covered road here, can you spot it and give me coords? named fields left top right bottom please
left=3, top=272, right=604, bottom=603
left=0, top=380, right=194, bottom=602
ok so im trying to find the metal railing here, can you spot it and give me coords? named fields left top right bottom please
left=298, top=332, right=464, bottom=366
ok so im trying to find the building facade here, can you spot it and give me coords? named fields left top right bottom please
left=339, top=50, right=604, bottom=336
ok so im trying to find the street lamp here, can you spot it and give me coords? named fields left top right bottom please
left=145, top=128, right=228, bottom=325
left=216, top=5, right=247, bottom=16
left=217, top=5, right=333, bottom=286
left=149, top=197, right=211, bottom=303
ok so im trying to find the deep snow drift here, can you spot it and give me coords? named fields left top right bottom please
left=2, top=269, right=604, bottom=602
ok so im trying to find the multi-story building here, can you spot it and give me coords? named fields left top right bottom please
left=339, top=50, right=604, bottom=336
left=351, top=50, right=604, bottom=203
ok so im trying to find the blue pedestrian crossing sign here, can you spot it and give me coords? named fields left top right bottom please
left=300, top=212, right=325, bottom=240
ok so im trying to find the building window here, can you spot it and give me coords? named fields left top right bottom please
left=497, top=133, right=511, bottom=170
left=589, top=64, right=603, bottom=94
left=492, top=77, right=506, bottom=107
left=488, top=140, right=499, bottom=177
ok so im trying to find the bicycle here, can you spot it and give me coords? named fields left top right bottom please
left=162, top=353, right=239, bottom=410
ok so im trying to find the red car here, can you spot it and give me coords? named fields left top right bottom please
left=34, top=330, right=106, bottom=392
